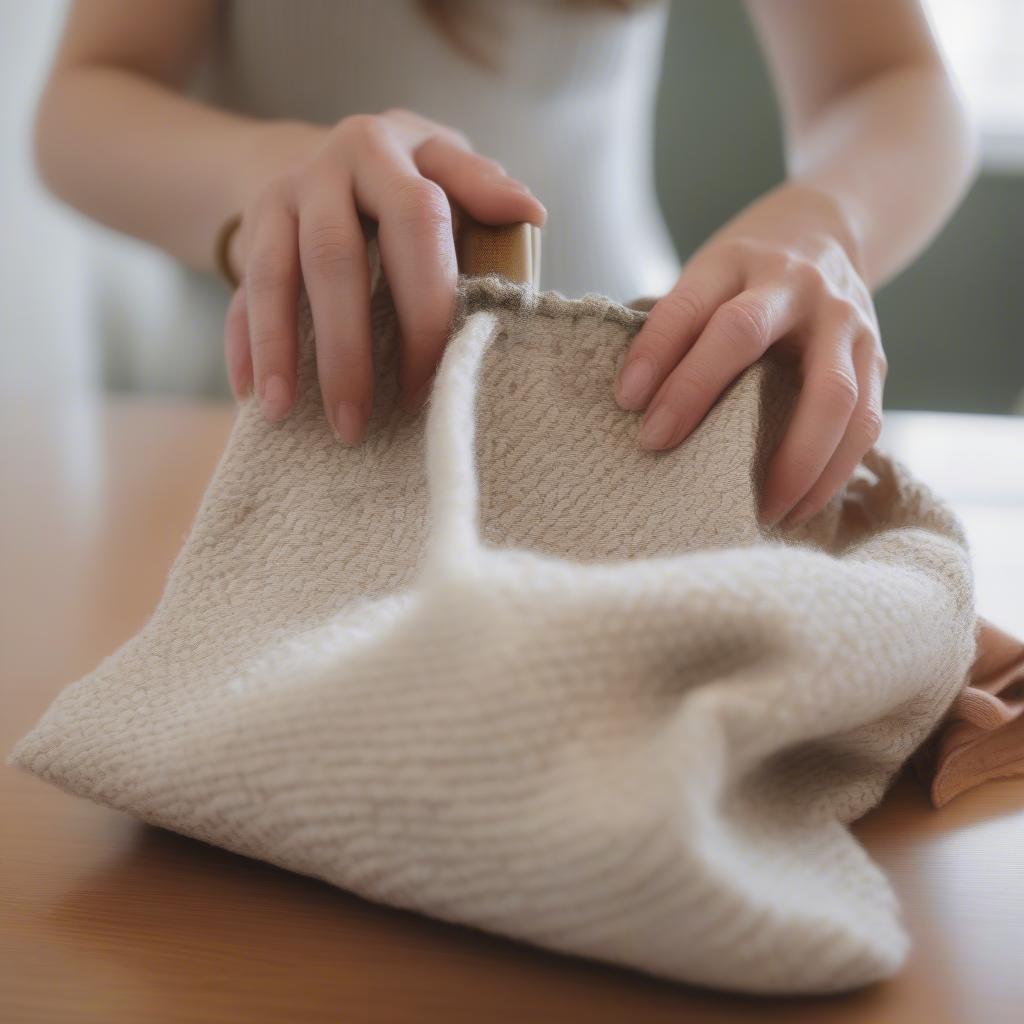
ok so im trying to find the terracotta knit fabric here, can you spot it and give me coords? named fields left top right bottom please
left=11, top=271, right=981, bottom=995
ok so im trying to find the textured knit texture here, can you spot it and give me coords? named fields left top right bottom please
left=11, top=272, right=976, bottom=995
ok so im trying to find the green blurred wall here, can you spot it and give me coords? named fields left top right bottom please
left=654, top=0, right=1024, bottom=413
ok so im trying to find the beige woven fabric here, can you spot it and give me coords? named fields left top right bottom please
left=11, top=272, right=976, bottom=995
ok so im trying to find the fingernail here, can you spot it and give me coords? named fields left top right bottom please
left=261, top=374, right=291, bottom=422
left=617, top=356, right=656, bottom=409
left=333, top=401, right=365, bottom=446
left=640, top=405, right=679, bottom=449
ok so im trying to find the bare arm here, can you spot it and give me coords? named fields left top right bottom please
left=33, top=0, right=544, bottom=439
left=33, top=0, right=285, bottom=272
left=744, top=0, right=977, bottom=288
left=616, top=0, right=977, bottom=527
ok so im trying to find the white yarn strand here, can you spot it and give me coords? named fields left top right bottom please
left=422, top=310, right=499, bottom=578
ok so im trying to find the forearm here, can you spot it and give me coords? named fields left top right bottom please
left=34, top=64, right=318, bottom=273
left=781, top=62, right=978, bottom=289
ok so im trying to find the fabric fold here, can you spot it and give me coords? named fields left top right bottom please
left=916, top=619, right=1024, bottom=807
left=9, top=271, right=996, bottom=995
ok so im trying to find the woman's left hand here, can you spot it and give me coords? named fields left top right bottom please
left=615, top=182, right=886, bottom=528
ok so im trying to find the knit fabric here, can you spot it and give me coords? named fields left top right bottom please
left=10, top=272, right=976, bottom=995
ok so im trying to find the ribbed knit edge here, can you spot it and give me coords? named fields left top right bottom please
left=454, top=274, right=651, bottom=333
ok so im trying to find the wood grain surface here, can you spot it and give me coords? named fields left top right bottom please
left=3, top=396, right=1022, bottom=1024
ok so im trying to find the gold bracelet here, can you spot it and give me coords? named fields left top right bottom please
left=215, top=213, right=243, bottom=289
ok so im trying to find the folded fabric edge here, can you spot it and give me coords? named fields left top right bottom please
left=913, top=617, right=1024, bottom=807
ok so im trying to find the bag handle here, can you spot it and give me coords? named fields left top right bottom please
left=456, top=215, right=541, bottom=287
left=420, top=219, right=539, bottom=577
left=421, top=308, right=501, bottom=578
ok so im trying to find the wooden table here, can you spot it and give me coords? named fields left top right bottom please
left=3, top=397, right=1023, bottom=1024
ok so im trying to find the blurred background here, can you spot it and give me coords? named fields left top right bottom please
left=2, top=0, right=1022, bottom=412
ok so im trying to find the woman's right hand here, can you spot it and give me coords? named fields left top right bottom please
left=223, top=108, right=546, bottom=443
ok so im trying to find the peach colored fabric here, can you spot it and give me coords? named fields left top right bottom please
left=916, top=619, right=1024, bottom=806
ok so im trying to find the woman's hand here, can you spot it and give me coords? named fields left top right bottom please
left=615, top=182, right=886, bottom=528
left=224, top=108, right=546, bottom=442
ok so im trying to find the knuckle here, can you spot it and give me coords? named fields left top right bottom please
left=638, top=304, right=688, bottom=354
left=818, top=365, right=860, bottom=412
left=822, top=294, right=865, bottom=332
left=388, top=176, right=450, bottom=230
left=718, top=236, right=782, bottom=269
left=249, top=324, right=287, bottom=357
left=751, top=239, right=791, bottom=269
left=339, top=113, right=387, bottom=147
left=768, top=247, right=801, bottom=277
left=717, top=236, right=757, bottom=262
left=669, top=363, right=717, bottom=406
left=661, top=286, right=705, bottom=329
left=876, top=350, right=889, bottom=380
left=246, top=250, right=292, bottom=292
left=795, top=258, right=829, bottom=293
left=381, top=106, right=415, bottom=123
left=341, top=112, right=379, bottom=134
left=475, top=154, right=506, bottom=177
left=853, top=405, right=884, bottom=447
left=442, top=126, right=472, bottom=151
left=635, top=317, right=678, bottom=356
left=303, top=222, right=360, bottom=272
left=715, top=299, right=771, bottom=358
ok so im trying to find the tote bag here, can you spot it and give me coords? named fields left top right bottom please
left=11, top=234, right=978, bottom=995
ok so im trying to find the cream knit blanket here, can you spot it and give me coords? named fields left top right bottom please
left=11, top=274, right=976, bottom=995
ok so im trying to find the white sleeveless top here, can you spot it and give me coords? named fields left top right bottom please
left=95, top=0, right=682, bottom=395
left=196, top=0, right=681, bottom=302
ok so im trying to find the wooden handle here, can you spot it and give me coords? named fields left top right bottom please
left=456, top=217, right=541, bottom=287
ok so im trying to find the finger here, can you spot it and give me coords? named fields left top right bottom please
left=352, top=141, right=458, bottom=412
left=758, top=321, right=861, bottom=526
left=782, top=337, right=885, bottom=526
left=615, top=258, right=741, bottom=411
left=224, top=283, right=252, bottom=400
left=638, top=284, right=801, bottom=451
left=245, top=192, right=300, bottom=422
left=379, top=175, right=456, bottom=410
left=298, top=188, right=373, bottom=445
left=414, top=134, right=547, bottom=227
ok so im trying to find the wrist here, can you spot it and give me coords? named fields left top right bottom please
left=220, top=119, right=326, bottom=284
left=238, top=119, right=325, bottom=198
left=784, top=179, right=869, bottom=280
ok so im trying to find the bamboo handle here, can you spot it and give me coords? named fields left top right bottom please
left=456, top=216, right=541, bottom=288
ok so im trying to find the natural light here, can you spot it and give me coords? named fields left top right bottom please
left=926, top=0, right=1024, bottom=169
